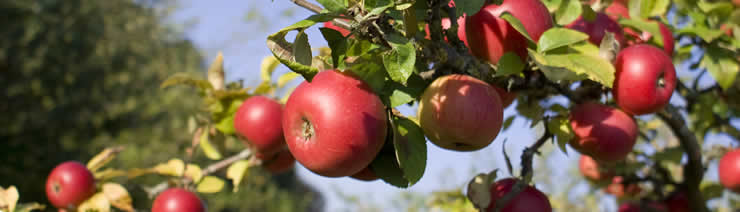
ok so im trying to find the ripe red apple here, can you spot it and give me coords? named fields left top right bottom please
left=664, top=191, right=689, bottom=212
left=734, top=0, right=740, bottom=7
left=425, top=17, right=468, bottom=46
left=151, top=188, right=206, bottom=212
left=418, top=74, right=504, bottom=151
left=567, top=12, right=626, bottom=46
left=282, top=70, right=387, bottom=177
left=636, top=21, right=675, bottom=56
left=234, top=96, right=285, bottom=156
left=721, top=24, right=733, bottom=37
left=613, top=44, right=677, bottom=115
left=466, top=0, right=553, bottom=63
left=719, top=148, right=740, bottom=193
left=256, top=149, right=296, bottom=174
left=350, top=166, right=379, bottom=181
left=579, top=155, right=615, bottom=182
left=324, top=21, right=350, bottom=37
left=45, top=161, right=96, bottom=210
left=618, top=202, right=668, bottom=212
left=569, top=102, right=637, bottom=162
left=486, top=178, right=552, bottom=212
left=604, top=176, right=642, bottom=197
left=492, top=85, right=517, bottom=108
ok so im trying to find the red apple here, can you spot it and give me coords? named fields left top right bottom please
left=603, top=0, right=630, bottom=20
left=719, top=148, right=740, bottom=193
left=151, top=188, right=206, bottom=212
left=425, top=17, right=468, bottom=46
left=324, top=21, right=350, bottom=37
left=256, top=149, right=296, bottom=174
left=350, top=166, right=379, bottom=181
left=466, top=0, right=553, bottom=63
left=721, top=24, right=733, bottom=37
left=579, top=155, right=615, bottom=182
left=486, top=178, right=552, bottom=212
left=664, top=191, right=689, bottom=212
left=234, top=96, right=285, bottom=156
left=604, top=176, right=642, bottom=197
left=569, top=102, right=637, bottom=162
left=567, top=12, right=626, bottom=46
left=636, top=21, right=675, bottom=56
left=282, top=70, right=387, bottom=177
left=618, top=202, right=668, bottom=212
left=418, top=74, right=504, bottom=151
left=492, top=85, right=517, bottom=108
left=613, top=44, right=676, bottom=115
left=45, top=161, right=96, bottom=210
left=734, top=0, right=740, bottom=7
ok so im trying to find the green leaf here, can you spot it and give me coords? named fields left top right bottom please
left=267, top=14, right=334, bottom=81
left=677, top=26, right=725, bottom=43
left=528, top=49, right=615, bottom=87
left=213, top=99, right=243, bottom=135
left=317, top=0, right=347, bottom=13
left=345, top=48, right=387, bottom=93
left=294, top=30, right=313, bottom=67
left=277, top=72, right=301, bottom=88
left=226, top=160, right=250, bottom=192
left=500, top=12, right=534, bottom=42
left=618, top=19, right=663, bottom=46
left=454, top=0, right=486, bottom=16
left=197, top=176, right=225, bottom=193
left=383, top=34, right=416, bottom=85
left=553, top=0, right=581, bottom=26
left=537, top=28, right=589, bottom=53
left=320, top=27, right=349, bottom=69
left=392, top=116, right=427, bottom=185
left=697, top=1, right=734, bottom=20
left=541, top=0, right=563, bottom=12
left=502, top=116, right=515, bottom=131
left=497, top=52, right=526, bottom=76
left=701, top=46, right=739, bottom=90
left=547, top=116, right=572, bottom=155
left=652, top=146, right=684, bottom=164
left=371, top=145, right=409, bottom=188
left=160, top=73, right=213, bottom=90
left=199, top=126, right=223, bottom=160
left=628, top=0, right=670, bottom=19
left=700, top=182, right=724, bottom=200
left=384, top=75, right=425, bottom=107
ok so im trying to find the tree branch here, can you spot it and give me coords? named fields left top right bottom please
left=657, top=105, right=709, bottom=212
left=201, top=148, right=254, bottom=176
left=519, top=120, right=552, bottom=180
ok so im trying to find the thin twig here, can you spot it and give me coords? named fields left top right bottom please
left=289, top=0, right=352, bottom=29
left=201, top=148, right=254, bottom=176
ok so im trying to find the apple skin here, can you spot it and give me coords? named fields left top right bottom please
left=465, top=0, right=553, bottom=63
left=604, top=176, right=642, bottom=197
left=45, top=161, right=97, bottom=210
left=486, top=178, right=552, bottom=212
left=151, top=188, right=206, bottom=212
left=418, top=74, right=504, bottom=151
left=618, top=202, right=668, bottom=212
left=282, top=70, right=387, bottom=177
left=234, top=96, right=285, bottom=156
left=567, top=12, right=626, bottom=46
left=256, top=149, right=296, bottom=174
left=579, top=155, right=615, bottom=182
left=492, top=85, right=517, bottom=108
left=569, top=102, right=638, bottom=162
left=350, top=166, right=379, bottom=181
left=324, top=21, right=350, bottom=37
left=613, top=44, right=677, bottom=115
left=719, top=149, right=740, bottom=193
left=664, top=191, right=689, bottom=212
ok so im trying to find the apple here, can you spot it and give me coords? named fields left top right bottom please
left=418, top=74, right=504, bottom=151
left=613, top=44, right=676, bottom=115
left=324, top=21, right=350, bottom=37
left=425, top=17, right=468, bottom=47
left=350, top=166, right=379, bottom=181
left=234, top=96, right=285, bottom=156
left=493, top=85, right=517, bottom=108
left=486, top=178, right=552, bottom=212
left=735, top=0, right=740, bottom=7
left=579, top=155, right=615, bottom=182
left=618, top=202, right=668, bottom=212
left=45, top=161, right=96, bottom=210
left=664, top=191, right=689, bottom=212
left=569, top=102, right=637, bottom=162
left=256, top=149, right=296, bottom=174
left=604, top=176, right=642, bottom=197
left=151, top=188, right=206, bottom=212
left=282, top=70, right=387, bottom=177
left=719, top=148, right=740, bottom=193
left=721, top=24, right=733, bottom=37
left=567, top=12, right=626, bottom=46
left=466, top=0, right=553, bottom=63
left=635, top=21, right=675, bottom=56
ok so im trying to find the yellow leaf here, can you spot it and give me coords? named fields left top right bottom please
left=0, top=186, right=19, bottom=212
left=277, top=72, right=300, bottom=88
left=196, top=176, right=225, bottom=194
left=154, top=159, right=185, bottom=176
left=185, top=164, right=203, bottom=182
left=77, top=193, right=110, bottom=212
left=199, top=127, right=223, bottom=160
left=260, top=56, right=280, bottom=82
left=226, top=160, right=250, bottom=192
left=94, top=168, right=128, bottom=181
left=207, top=52, right=225, bottom=90
left=102, top=183, right=133, bottom=212
left=86, top=146, right=125, bottom=172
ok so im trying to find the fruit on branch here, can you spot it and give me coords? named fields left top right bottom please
left=613, top=44, right=676, bottom=115
left=418, top=74, right=504, bottom=151
left=234, top=96, right=285, bottom=156
left=721, top=24, right=734, bottom=37
left=578, top=155, right=615, bottom=182
left=486, top=178, right=552, bottom=212
left=425, top=17, right=468, bottom=47
left=283, top=70, right=387, bottom=177
left=324, top=20, right=350, bottom=37
left=569, top=102, right=637, bottom=162
left=633, top=21, right=675, bottom=56
left=618, top=202, right=668, bottom=212
left=493, top=85, right=517, bottom=108
left=719, top=148, right=740, bottom=193
left=256, top=149, right=296, bottom=174
left=152, top=188, right=206, bottom=212
left=566, top=12, right=626, bottom=46
left=465, top=0, right=553, bottom=63
left=350, top=166, right=379, bottom=181
left=663, top=191, right=689, bottom=212
left=45, top=161, right=96, bottom=210
left=604, top=176, right=642, bottom=197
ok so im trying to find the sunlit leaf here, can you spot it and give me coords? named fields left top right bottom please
left=196, top=176, right=225, bottom=193
left=226, top=160, right=250, bottom=192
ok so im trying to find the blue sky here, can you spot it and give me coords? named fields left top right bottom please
left=171, top=1, right=738, bottom=211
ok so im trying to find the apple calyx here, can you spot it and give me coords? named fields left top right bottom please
left=301, top=117, right=315, bottom=141
left=467, top=170, right=498, bottom=210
